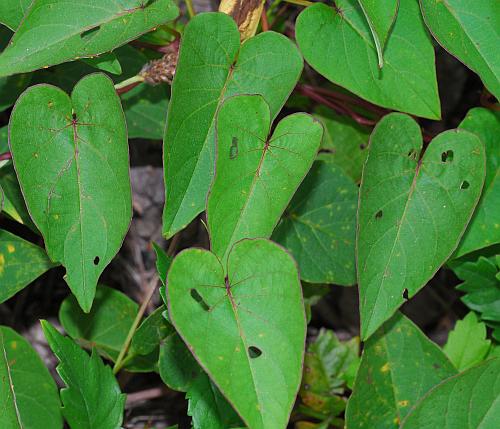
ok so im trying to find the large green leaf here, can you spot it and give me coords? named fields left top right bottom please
left=0, top=229, right=56, bottom=302
left=357, top=0, right=399, bottom=67
left=208, top=95, right=322, bottom=263
left=346, top=313, right=457, bottom=429
left=401, top=358, right=500, bottom=428
left=443, top=312, right=491, bottom=371
left=163, top=12, right=303, bottom=238
left=41, top=320, right=126, bottom=429
left=167, top=239, right=306, bottom=429
left=357, top=113, right=485, bottom=339
left=0, top=0, right=31, bottom=30
left=455, top=108, right=500, bottom=257
left=420, top=0, right=500, bottom=100
left=0, top=325, right=62, bottom=429
left=0, top=0, right=179, bottom=77
left=0, top=126, right=7, bottom=153
left=9, top=73, right=132, bottom=312
left=273, top=157, right=358, bottom=285
left=296, top=0, right=440, bottom=119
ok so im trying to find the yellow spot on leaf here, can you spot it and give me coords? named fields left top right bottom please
left=380, top=363, right=390, bottom=373
left=7, top=245, right=15, bottom=253
left=10, top=341, right=17, bottom=350
left=398, top=400, right=409, bottom=407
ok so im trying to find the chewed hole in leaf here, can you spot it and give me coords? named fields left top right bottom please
left=460, top=180, right=470, bottom=190
left=441, top=150, right=454, bottom=163
left=402, top=288, right=409, bottom=300
left=248, top=346, right=262, bottom=359
left=359, top=143, right=366, bottom=150
left=375, top=210, right=383, bottom=219
left=93, top=256, right=100, bottom=265
left=81, top=26, right=101, bottom=41
left=190, top=289, right=209, bottom=311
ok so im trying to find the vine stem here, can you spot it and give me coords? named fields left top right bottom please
left=113, top=275, right=158, bottom=374
left=0, top=152, right=12, bottom=161
left=114, top=75, right=145, bottom=93
left=185, top=0, right=196, bottom=18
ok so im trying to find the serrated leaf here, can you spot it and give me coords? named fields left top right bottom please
left=0, top=325, right=62, bottom=429
left=296, top=0, right=440, bottom=119
left=9, top=73, right=132, bottom=312
left=443, top=312, right=491, bottom=371
left=357, top=0, right=399, bottom=67
left=357, top=113, right=485, bottom=339
left=59, top=285, right=137, bottom=361
left=163, top=12, right=303, bottom=238
left=41, top=320, right=126, bottom=429
left=0, top=0, right=31, bottom=30
left=273, top=158, right=357, bottom=286
left=346, top=313, right=457, bottom=429
left=455, top=108, right=500, bottom=257
left=81, top=52, right=122, bottom=75
left=419, top=0, right=500, bottom=100
left=314, top=107, right=369, bottom=183
left=401, top=358, right=500, bottom=428
left=167, top=238, right=306, bottom=429
left=0, top=0, right=179, bottom=77
left=0, top=229, right=56, bottom=303
left=208, top=95, right=322, bottom=263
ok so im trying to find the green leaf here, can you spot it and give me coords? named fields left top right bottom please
left=419, top=0, right=500, bottom=100
left=208, top=94, right=322, bottom=263
left=0, top=126, right=7, bottom=153
left=299, top=329, right=359, bottom=419
left=455, top=108, right=500, bottom=257
left=0, top=0, right=179, bottom=77
left=346, top=313, right=457, bottom=429
left=167, top=238, right=306, bottom=429
left=443, top=312, right=491, bottom=371
left=163, top=12, right=303, bottom=238
left=357, top=113, right=485, bottom=339
left=273, top=158, right=357, bottom=285
left=80, top=52, right=122, bottom=75
left=41, top=320, right=126, bottom=429
left=0, top=229, right=56, bottom=303
left=452, top=256, right=500, bottom=322
left=0, top=0, right=32, bottom=30
left=296, top=0, right=440, bottom=119
left=314, top=107, right=369, bottom=183
left=0, top=325, right=62, bottom=429
left=59, top=285, right=137, bottom=361
left=9, top=73, right=132, bottom=312
left=357, top=0, right=399, bottom=67
left=401, top=358, right=500, bottom=428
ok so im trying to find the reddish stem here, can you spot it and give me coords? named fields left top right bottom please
left=261, top=7, right=270, bottom=32
left=116, top=81, right=142, bottom=95
left=0, top=152, right=12, bottom=161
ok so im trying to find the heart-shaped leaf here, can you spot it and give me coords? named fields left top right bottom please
left=357, top=113, right=485, bottom=339
left=401, top=358, right=500, bottom=428
left=0, top=325, right=62, bottom=429
left=0, top=0, right=179, bottom=77
left=0, top=229, right=56, bottom=303
left=346, top=313, right=457, bottom=429
left=9, top=73, right=132, bottom=312
left=273, top=157, right=358, bottom=285
left=296, top=0, right=440, bottom=119
left=167, top=238, right=306, bottom=429
left=357, top=0, right=399, bottom=67
left=163, top=12, right=303, bottom=238
left=208, top=95, right=322, bottom=263
left=420, top=0, right=500, bottom=100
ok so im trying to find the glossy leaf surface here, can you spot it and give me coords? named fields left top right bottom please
left=208, top=95, right=322, bottom=263
left=167, top=239, right=306, bottom=429
left=9, top=73, right=132, bottom=312
left=357, top=113, right=485, bottom=339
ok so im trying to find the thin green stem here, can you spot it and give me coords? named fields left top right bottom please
left=283, top=0, right=313, bottom=7
left=114, top=75, right=145, bottom=91
left=113, top=276, right=158, bottom=374
left=185, top=0, right=196, bottom=18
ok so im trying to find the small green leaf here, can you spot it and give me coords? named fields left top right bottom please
left=273, top=158, right=358, bottom=285
left=455, top=108, right=500, bottom=257
left=59, top=285, right=138, bottom=361
left=0, top=325, right=62, bottom=429
left=296, top=0, right=440, bottom=119
left=41, top=320, right=126, bottom=429
left=346, top=313, right=457, bottom=429
left=357, top=0, right=399, bottom=67
left=0, top=229, right=56, bottom=303
left=163, top=12, right=303, bottom=238
left=0, top=0, right=179, bottom=77
left=401, top=358, right=500, bottom=428
left=167, top=239, right=306, bottom=429
left=9, top=73, right=132, bottom=312
left=443, top=312, right=491, bottom=371
left=420, top=0, right=500, bottom=100
left=0, top=0, right=31, bottom=30
left=208, top=95, right=322, bottom=263
left=80, top=52, right=122, bottom=75
left=357, top=113, right=485, bottom=339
